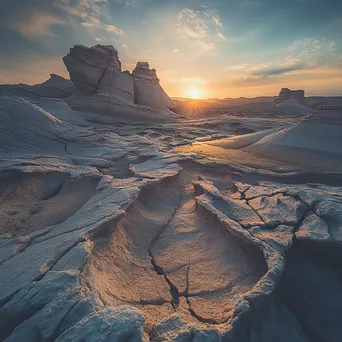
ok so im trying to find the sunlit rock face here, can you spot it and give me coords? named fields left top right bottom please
left=133, top=62, right=175, bottom=111
left=133, top=62, right=159, bottom=83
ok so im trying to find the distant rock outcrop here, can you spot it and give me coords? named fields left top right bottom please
left=0, top=74, right=75, bottom=99
left=276, top=88, right=305, bottom=104
left=40, top=74, right=74, bottom=92
left=63, top=45, right=174, bottom=117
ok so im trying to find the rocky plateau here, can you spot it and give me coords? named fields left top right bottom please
left=0, top=44, right=342, bottom=342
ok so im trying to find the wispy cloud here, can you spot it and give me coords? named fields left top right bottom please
left=58, top=0, right=108, bottom=21
left=177, top=9, right=209, bottom=39
left=227, top=37, right=341, bottom=81
left=6, top=12, right=64, bottom=38
left=197, top=41, right=216, bottom=51
left=177, top=8, right=224, bottom=39
left=251, top=64, right=308, bottom=77
left=216, top=32, right=227, bottom=41
left=289, top=37, right=337, bottom=62
left=106, top=24, right=125, bottom=35
left=58, top=0, right=126, bottom=37
left=2, top=0, right=118, bottom=39
left=116, top=0, right=139, bottom=5
left=177, top=8, right=227, bottom=51
left=80, top=17, right=101, bottom=27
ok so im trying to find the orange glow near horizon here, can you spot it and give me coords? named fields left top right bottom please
left=1, top=57, right=342, bottom=99
left=185, top=87, right=204, bottom=99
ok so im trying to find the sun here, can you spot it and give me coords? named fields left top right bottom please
left=186, top=87, right=203, bottom=99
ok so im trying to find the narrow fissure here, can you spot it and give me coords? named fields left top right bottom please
left=50, top=299, right=81, bottom=341
left=147, top=194, right=183, bottom=310
left=148, top=251, right=180, bottom=310
left=183, top=263, right=231, bottom=325
left=245, top=199, right=271, bottom=229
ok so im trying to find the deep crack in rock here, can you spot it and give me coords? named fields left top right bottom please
left=83, top=172, right=268, bottom=331
left=148, top=194, right=183, bottom=310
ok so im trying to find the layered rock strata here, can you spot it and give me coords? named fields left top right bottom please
left=132, top=62, right=174, bottom=111
left=63, top=45, right=174, bottom=118
left=276, top=88, right=305, bottom=103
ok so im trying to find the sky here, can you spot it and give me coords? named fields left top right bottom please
left=0, top=0, right=342, bottom=98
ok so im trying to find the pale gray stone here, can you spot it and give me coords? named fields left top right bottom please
left=296, top=212, right=331, bottom=241
left=316, top=200, right=342, bottom=241
left=56, top=306, right=146, bottom=342
left=248, top=194, right=308, bottom=228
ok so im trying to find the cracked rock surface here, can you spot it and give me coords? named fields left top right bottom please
left=85, top=173, right=267, bottom=332
left=1, top=82, right=342, bottom=341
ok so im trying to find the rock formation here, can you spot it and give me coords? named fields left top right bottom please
left=276, top=88, right=305, bottom=103
left=63, top=45, right=134, bottom=103
left=132, top=62, right=174, bottom=111
left=0, top=74, right=75, bottom=99
left=63, top=45, right=174, bottom=118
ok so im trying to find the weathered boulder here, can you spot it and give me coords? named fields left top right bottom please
left=63, top=45, right=134, bottom=103
left=63, top=45, right=175, bottom=117
left=133, top=62, right=174, bottom=111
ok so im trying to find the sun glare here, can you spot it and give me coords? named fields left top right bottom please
left=186, top=87, right=202, bottom=99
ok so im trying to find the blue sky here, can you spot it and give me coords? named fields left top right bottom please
left=0, top=0, right=341, bottom=97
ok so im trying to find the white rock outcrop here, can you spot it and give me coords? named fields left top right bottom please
left=132, top=62, right=174, bottom=111
left=63, top=45, right=174, bottom=119
left=276, top=88, right=305, bottom=104
left=63, top=45, right=134, bottom=103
